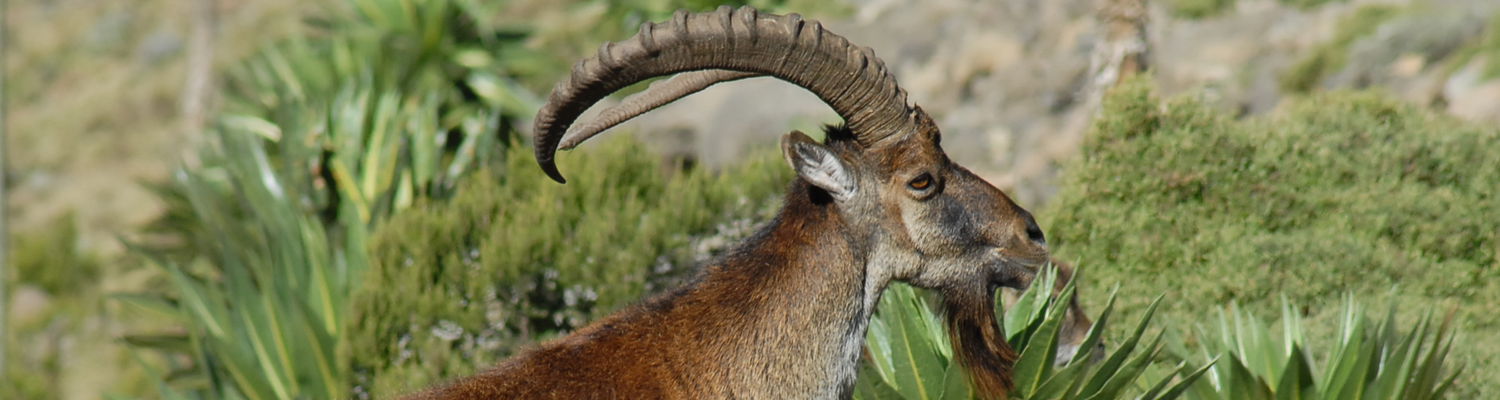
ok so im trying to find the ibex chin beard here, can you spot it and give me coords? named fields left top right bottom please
left=942, top=283, right=1018, bottom=398
left=939, top=257, right=1051, bottom=395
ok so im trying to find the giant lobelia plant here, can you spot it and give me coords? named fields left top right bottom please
left=855, top=266, right=1213, bottom=400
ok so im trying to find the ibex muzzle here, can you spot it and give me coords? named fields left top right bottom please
left=409, top=6, right=1073, bottom=399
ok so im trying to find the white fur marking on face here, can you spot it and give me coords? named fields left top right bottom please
left=1055, top=344, right=1080, bottom=366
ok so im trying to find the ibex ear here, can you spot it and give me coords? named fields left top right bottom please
left=782, top=131, right=857, bottom=201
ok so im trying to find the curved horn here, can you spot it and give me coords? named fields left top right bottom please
left=560, top=70, right=760, bottom=150
left=533, top=6, right=917, bottom=183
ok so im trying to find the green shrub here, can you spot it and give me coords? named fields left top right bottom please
left=346, top=137, right=790, bottom=397
left=855, top=267, right=1210, bottom=400
left=854, top=272, right=1460, bottom=399
left=120, top=0, right=521, bottom=397
left=129, top=128, right=366, bottom=400
left=1171, top=301, right=1459, bottom=399
left=1044, top=78, right=1498, bottom=397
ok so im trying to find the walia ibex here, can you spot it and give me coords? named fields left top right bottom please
left=410, top=6, right=1087, bottom=399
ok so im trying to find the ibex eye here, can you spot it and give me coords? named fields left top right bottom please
left=908, top=173, right=933, bottom=191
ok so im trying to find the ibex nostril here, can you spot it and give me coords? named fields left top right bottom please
left=1024, top=215, right=1045, bottom=246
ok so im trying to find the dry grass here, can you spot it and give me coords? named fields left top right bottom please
left=5, top=1, right=320, bottom=397
left=7, top=0, right=316, bottom=253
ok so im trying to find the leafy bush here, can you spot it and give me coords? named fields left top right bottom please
left=1171, top=301, right=1459, bottom=399
left=855, top=269, right=1460, bottom=400
left=128, top=128, right=367, bottom=400
left=856, top=267, right=1210, bottom=400
left=1044, top=78, right=1498, bottom=397
left=120, top=0, right=525, bottom=397
left=346, top=138, right=790, bottom=397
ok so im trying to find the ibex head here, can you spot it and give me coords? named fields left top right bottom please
left=776, top=114, right=1048, bottom=395
left=532, top=6, right=1049, bottom=397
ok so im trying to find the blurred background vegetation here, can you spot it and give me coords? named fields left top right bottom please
left=1044, top=79, right=1495, bottom=398
left=5, top=0, right=1498, bottom=398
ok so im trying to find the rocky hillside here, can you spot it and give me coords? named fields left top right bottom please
left=10, top=0, right=1499, bottom=250
left=609, top=0, right=1500, bottom=207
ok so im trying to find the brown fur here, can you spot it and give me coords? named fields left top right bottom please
left=408, top=183, right=875, bottom=398
left=941, top=260, right=1099, bottom=400
left=410, top=116, right=1050, bottom=398
left=942, top=286, right=1018, bottom=399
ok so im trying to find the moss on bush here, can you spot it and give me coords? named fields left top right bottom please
left=1045, top=78, right=1498, bottom=396
left=346, top=137, right=790, bottom=396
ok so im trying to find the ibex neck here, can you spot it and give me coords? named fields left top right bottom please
left=686, top=182, right=884, bottom=397
left=437, top=182, right=890, bottom=399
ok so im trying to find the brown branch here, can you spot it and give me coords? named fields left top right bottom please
left=181, top=0, right=219, bottom=137
left=994, top=0, right=1150, bottom=194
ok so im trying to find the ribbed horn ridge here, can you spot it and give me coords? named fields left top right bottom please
left=532, top=6, right=916, bottom=183
left=560, top=70, right=760, bottom=150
